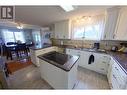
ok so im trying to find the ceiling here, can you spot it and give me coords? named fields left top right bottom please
left=15, top=6, right=112, bottom=27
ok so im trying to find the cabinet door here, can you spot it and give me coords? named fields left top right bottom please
left=63, top=20, right=71, bottom=39
left=54, top=22, right=62, bottom=39
left=107, top=57, right=114, bottom=85
left=115, top=7, right=127, bottom=40
left=66, top=48, right=82, bottom=66
left=94, top=53, right=110, bottom=75
left=80, top=51, right=94, bottom=69
left=103, top=7, right=120, bottom=40
left=54, top=20, right=71, bottom=39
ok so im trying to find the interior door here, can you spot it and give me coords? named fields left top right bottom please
left=32, top=29, right=42, bottom=46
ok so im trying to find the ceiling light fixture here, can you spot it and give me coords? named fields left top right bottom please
left=17, top=23, right=23, bottom=29
left=60, top=5, right=74, bottom=12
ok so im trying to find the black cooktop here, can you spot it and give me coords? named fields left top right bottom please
left=38, top=51, right=79, bottom=71
left=42, top=51, right=72, bottom=65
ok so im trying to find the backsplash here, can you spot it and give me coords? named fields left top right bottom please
left=52, top=39, right=127, bottom=50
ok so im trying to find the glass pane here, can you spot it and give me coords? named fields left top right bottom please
left=2, top=30, right=15, bottom=44
left=14, top=31, right=25, bottom=43
left=85, top=25, right=101, bottom=40
left=73, top=27, right=84, bottom=39
left=32, top=31, right=41, bottom=46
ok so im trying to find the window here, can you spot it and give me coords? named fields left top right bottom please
left=3, top=30, right=15, bottom=43
left=14, top=32, right=25, bottom=43
left=2, top=29, right=25, bottom=44
left=71, top=15, right=105, bottom=40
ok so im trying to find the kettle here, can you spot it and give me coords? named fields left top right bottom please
left=111, top=46, right=118, bottom=52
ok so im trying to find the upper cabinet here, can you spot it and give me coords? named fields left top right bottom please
left=103, top=7, right=127, bottom=41
left=54, top=20, right=71, bottom=39
left=103, top=7, right=120, bottom=40
left=114, top=7, right=127, bottom=41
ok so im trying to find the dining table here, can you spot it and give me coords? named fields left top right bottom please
left=5, top=43, right=33, bottom=60
left=6, top=44, right=19, bottom=60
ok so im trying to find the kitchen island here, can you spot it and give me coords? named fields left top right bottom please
left=38, top=51, right=79, bottom=89
left=29, top=45, right=58, bottom=66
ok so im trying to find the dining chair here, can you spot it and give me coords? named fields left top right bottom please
left=6, top=42, right=16, bottom=45
left=17, top=43, right=28, bottom=57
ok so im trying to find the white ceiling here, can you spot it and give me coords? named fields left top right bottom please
left=15, top=6, right=112, bottom=27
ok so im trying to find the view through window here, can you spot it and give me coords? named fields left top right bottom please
left=2, top=29, right=25, bottom=44
left=72, top=15, right=105, bottom=40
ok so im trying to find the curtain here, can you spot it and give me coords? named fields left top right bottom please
left=71, top=14, right=105, bottom=40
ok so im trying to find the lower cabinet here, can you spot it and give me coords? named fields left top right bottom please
left=66, top=48, right=83, bottom=66
left=66, top=48, right=110, bottom=75
left=66, top=48, right=127, bottom=89
left=107, top=57, right=127, bottom=89
left=93, top=53, right=111, bottom=75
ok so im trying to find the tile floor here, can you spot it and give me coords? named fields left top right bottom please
left=7, top=65, right=110, bottom=89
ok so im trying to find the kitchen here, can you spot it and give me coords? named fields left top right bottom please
left=0, top=6, right=127, bottom=89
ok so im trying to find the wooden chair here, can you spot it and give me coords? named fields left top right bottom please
left=17, top=43, right=28, bottom=57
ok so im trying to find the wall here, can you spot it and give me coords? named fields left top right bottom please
left=52, top=39, right=126, bottom=50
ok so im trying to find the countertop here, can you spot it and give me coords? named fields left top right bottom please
left=64, top=45, right=127, bottom=74
left=31, top=44, right=127, bottom=74
left=107, top=51, right=127, bottom=74
left=38, top=51, right=79, bottom=72
left=29, top=44, right=52, bottom=50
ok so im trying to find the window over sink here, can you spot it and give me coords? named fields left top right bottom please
left=71, top=14, right=105, bottom=40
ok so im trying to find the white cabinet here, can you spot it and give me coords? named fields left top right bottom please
left=103, top=7, right=127, bottom=41
left=80, top=51, right=95, bottom=70
left=107, top=57, right=127, bottom=89
left=54, top=20, right=71, bottom=39
left=93, top=53, right=111, bottom=75
left=39, top=58, right=78, bottom=89
left=82, top=52, right=110, bottom=75
left=114, top=7, right=127, bottom=41
left=66, top=48, right=83, bottom=66
left=66, top=48, right=110, bottom=75
left=30, top=46, right=58, bottom=67
left=103, top=7, right=120, bottom=40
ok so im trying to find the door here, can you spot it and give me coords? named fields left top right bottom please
left=32, top=29, right=42, bottom=46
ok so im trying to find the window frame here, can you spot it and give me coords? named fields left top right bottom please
left=2, top=29, right=25, bottom=44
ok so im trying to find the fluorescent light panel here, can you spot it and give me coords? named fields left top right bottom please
left=60, top=5, right=74, bottom=12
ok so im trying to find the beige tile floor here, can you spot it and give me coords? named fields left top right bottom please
left=7, top=65, right=110, bottom=89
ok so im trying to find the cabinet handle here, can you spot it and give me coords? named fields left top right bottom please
left=104, top=35, right=106, bottom=38
left=113, top=74, right=117, bottom=79
left=77, top=51, right=80, bottom=53
left=115, top=67, right=119, bottom=71
left=113, top=34, right=115, bottom=39
left=102, top=61, right=106, bottom=63
left=103, top=56, right=107, bottom=58
left=77, top=54, right=80, bottom=56
left=100, top=68, right=105, bottom=70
